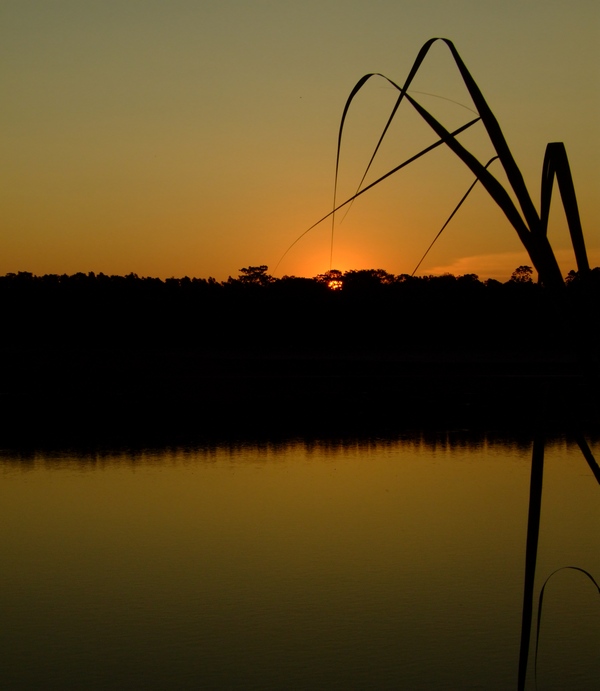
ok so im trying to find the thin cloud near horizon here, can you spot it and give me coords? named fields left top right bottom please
left=423, top=248, right=600, bottom=282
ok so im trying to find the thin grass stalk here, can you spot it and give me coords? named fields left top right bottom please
left=336, top=88, right=478, bottom=229
left=331, top=38, right=441, bottom=224
left=411, top=156, right=498, bottom=275
left=274, top=118, right=480, bottom=273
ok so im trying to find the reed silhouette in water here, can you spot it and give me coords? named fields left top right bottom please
left=518, top=433, right=600, bottom=690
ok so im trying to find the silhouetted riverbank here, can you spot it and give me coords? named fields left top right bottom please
left=2, top=268, right=599, bottom=351
left=2, top=269, right=598, bottom=446
left=1, top=348, right=597, bottom=447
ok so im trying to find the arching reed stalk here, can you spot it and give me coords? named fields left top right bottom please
left=277, top=38, right=591, bottom=287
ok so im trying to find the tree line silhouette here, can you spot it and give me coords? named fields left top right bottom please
left=2, top=265, right=598, bottom=355
left=1, top=264, right=598, bottom=444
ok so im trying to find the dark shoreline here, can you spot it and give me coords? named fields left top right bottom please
left=2, top=348, right=598, bottom=449
left=2, top=268, right=599, bottom=447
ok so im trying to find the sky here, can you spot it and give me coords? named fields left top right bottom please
left=1, top=0, right=599, bottom=281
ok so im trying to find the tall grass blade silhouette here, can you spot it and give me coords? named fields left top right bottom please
left=541, top=142, right=590, bottom=274
left=326, top=38, right=589, bottom=287
left=277, top=38, right=590, bottom=287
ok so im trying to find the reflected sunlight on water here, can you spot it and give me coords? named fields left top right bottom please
left=0, top=434, right=598, bottom=690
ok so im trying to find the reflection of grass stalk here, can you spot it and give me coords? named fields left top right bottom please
left=534, top=566, right=600, bottom=688
left=518, top=434, right=545, bottom=691
left=519, top=437, right=599, bottom=691
left=329, top=38, right=590, bottom=288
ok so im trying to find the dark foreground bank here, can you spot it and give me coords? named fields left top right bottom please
left=2, top=268, right=598, bottom=446
left=1, top=348, right=598, bottom=448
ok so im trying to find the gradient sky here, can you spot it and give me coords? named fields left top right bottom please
left=2, top=0, right=598, bottom=281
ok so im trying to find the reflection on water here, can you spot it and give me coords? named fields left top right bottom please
left=1, top=434, right=598, bottom=690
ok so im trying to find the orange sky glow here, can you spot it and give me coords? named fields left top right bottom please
left=1, top=1, right=598, bottom=282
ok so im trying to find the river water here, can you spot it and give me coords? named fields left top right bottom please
left=1, top=433, right=598, bottom=690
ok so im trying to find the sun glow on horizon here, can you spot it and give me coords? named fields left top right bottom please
left=1, top=5, right=597, bottom=282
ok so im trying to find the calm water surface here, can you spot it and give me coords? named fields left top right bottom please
left=1, top=434, right=598, bottom=690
